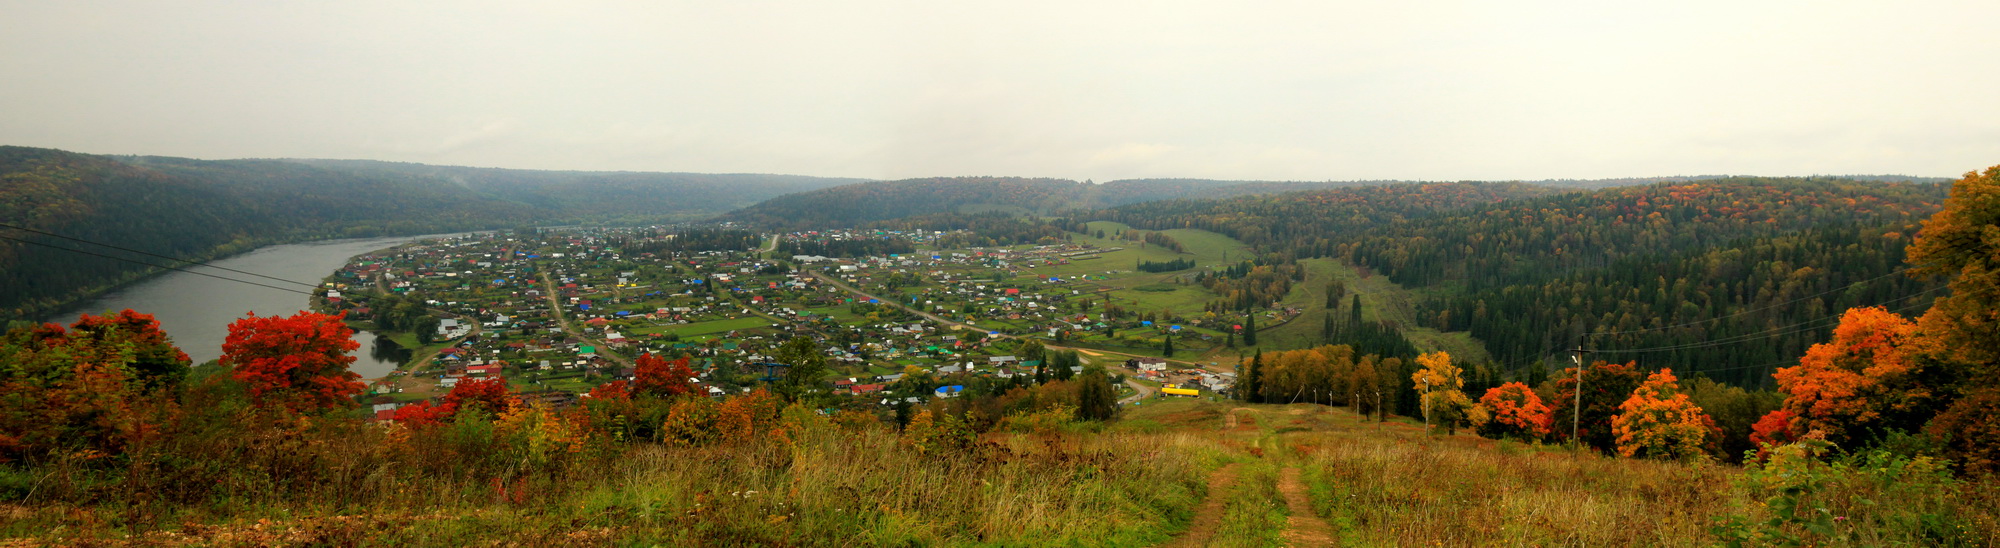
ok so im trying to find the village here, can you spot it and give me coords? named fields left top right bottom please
left=318, top=225, right=1259, bottom=420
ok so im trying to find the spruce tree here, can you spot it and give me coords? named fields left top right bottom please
left=1076, top=366, right=1119, bottom=421
left=1243, top=314, right=1258, bottom=346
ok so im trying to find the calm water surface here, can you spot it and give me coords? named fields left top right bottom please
left=44, top=234, right=446, bottom=380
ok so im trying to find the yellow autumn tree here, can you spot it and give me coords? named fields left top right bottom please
left=1906, top=164, right=2000, bottom=473
left=1613, top=368, right=1711, bottom=460
left=1411, top=351, right=1472, bottom=434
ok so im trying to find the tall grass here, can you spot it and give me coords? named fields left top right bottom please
left=0, top=402, right=1230, bottom=546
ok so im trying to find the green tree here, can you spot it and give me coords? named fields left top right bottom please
left=773, top=336, right=828, bottom=403
left=1162, top=332, right=1175, bottom=357
left=1016, top=339, right=1046, bottom=363
left=1075, top=366, right=1119, bottom=421
left=1243, top=314, right=1258, bottom=346
left=1052, top=350, right=1076, bottom=381
left=1240, top=351, right=1262, bottom=403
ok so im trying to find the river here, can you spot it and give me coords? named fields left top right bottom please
left=43, top=234, right=447, bottom=380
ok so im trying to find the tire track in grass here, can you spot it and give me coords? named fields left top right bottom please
left=1163, top=463, right=1243, bottom=547
left=1277, top=467, right=1336, bottom=546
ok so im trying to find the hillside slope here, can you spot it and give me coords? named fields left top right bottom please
left=1099, top=177, right=1951, bottom=382
left=285, top=159, right=864, bottom=224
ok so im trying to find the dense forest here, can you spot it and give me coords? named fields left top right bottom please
left=0, top=147, right=858, bottom=322
left=1097, top=178, right=1951, bottom=385
left=724, top=175, right=1835, bottom=232
left=285, top=159, right=863, bottom=225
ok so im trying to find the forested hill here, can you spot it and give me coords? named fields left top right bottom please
left=1099, top=177, right=1951, bottom=385
left=0, top=146, right=859, bottom=322
left=721, top=176, right=1468, bottom=230
left=721, top=177, right=1086, bottom=229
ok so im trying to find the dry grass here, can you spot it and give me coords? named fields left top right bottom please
left=1297, top=430, right=1733, bottom=545
left=0, top=415, right=1233, bottom=547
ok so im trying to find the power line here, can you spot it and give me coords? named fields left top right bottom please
left=1679, top=359, right=1796, bottom=377
left=1585, top=265, right=1930, bottom=338
left=0, top=222, right=321, bottom=288
left=0, top=234, right=317, bottom=296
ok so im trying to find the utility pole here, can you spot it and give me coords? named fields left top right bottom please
left=1570, top=335, right=1592, bottom=447
left=1373, top=389, right=1383, bottom=426
left=1421, top=378, right=1431, bottom=435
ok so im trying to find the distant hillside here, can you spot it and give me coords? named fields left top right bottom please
left=1509, top=174, right=1951, bottom=189
left=284, top=159, right=865, bottom=224
left=0, top=146, right=861, bottom=321
left=723, top=177, right=1436, bottom=230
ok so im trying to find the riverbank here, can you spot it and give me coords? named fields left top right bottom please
left=38, top=233, right=470, bottom=375
left=15, top=227, right=497, bottom=326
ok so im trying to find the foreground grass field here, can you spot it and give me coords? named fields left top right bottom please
left=5, top=398, right=1995, bottom=546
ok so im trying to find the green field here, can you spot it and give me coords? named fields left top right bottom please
left=639, top=316, right=777, bottom=337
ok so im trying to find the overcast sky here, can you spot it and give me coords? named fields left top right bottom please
left=4, top=1, right=1998, bottom=182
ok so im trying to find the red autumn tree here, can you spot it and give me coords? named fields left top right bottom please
left=443, top=376, right=515, bottom=416
left=1612, top=369, right=1712, bottom=460
left=1472, top=381, right=1554, bottom=441
left=584, top=379, right=633, bottom=401
left=1772, top=306, right=1935, bottom=447
left=569, top=380, right=643, bottom=439
left=0, top=311, right=190, bottom=460
left=1748, top=409, right=1800, bottom=460
left=632, top=353, right=697, bottom=398
left=389, top=400, right=455, bottom=428
left=220, top=311, right=365, bottom=413
left=64, top=309, right=192, bottom=389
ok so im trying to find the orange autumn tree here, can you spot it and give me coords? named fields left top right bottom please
left=1472, top=381, right=1553, bottom=441
left=1771, top=306, right=1937, bottom=447
left=221, top=311, right=365, bottom=413
left=1613, top=368, right=1712, bottom=460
